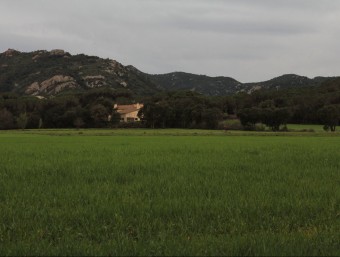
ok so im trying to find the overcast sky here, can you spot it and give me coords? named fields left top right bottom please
left=1, top=0, right=339, bottom=82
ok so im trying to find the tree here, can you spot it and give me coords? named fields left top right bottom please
left=138, top=102, right=162, bottom=129
left=73, top=117, right=85, bottom=129
left=139, top=91, right=224, bottom=129
left=108, top=111, right=121, bottom=126
left=202, top=108, right=223, bottom=129
left=259, top=99, right=275, bottom=109
left=16, top=113, right=28, bottom=130
left=261, top=108, right=291, bottom=131
left=26, top=113, right=41, bottom=129
left=61, top=110, right=78, bottom=128
left=0, top=108, right=14, bottom=130
left=90, top=104, right=109, bottom=127
left=238, top=108, right=261, bottom=130
left=318, top=105, right=340, bottom=132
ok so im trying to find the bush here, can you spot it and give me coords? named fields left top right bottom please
left=114, top=122, right=147, bottom=129
left=255, top=123, right=266, bottom=131
left=223, top=119, right=243, bottom=131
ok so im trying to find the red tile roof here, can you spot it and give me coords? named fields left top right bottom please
left=115, top=104, right=143, bottom=115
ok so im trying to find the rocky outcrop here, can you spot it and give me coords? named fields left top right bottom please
left=1, top=49, right=20, bottom=57
left=120, top=81, right=128, bottom=87
left=26, top=75, right=78, bottom=95
left=247, top=85, right=263, bottom=94
left=49, top=49, right=70, bottom=57
left=32, top=55, right=40, bottom=61
left=83, top=75, right=107, bottom=88
left=104, top=60, right=125, bottom=75
left=26, top=82, right=40, bottom=95
left=31, top=51, right=47, bottom=61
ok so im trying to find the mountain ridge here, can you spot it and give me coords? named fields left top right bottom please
left=0, top=49, right=338, bottom=97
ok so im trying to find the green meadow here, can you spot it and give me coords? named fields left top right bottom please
left=0, top=129, right=339, bottom=256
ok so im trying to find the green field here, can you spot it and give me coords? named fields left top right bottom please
left=286, top=124, right=326, bottom=132
left=224, top=120, right=327, bottom=133
left=0, top=130, right=339, bottom=256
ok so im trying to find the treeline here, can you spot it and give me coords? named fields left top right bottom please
left=1, top=78, right=340, bottom=131
left=139, top=91, right=224, bottom=129
left=0, top=88, right=134, bottom=130
left=139, top=78, right=340, bottom=131
left=231, top=78, right=340, bottom=131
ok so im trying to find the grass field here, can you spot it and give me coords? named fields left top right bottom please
left=224, top=119, right=327, bottom=133
left=0, top=129, right=339, bottom=256
left=286, top=124, right=326, bottom=132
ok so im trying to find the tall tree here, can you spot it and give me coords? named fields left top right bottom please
left=238, top=108, right=261, bottom=130
left=318, top=105, right=340, bottom=132
left=261, top=108, right=291, bottom=131
left=0, top=108, right=14, bottom=130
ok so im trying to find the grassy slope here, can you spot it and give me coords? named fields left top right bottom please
left=0, top=131, right=339, bottom=255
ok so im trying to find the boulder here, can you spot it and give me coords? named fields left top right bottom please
left=25, top=75, right=78, bottom=95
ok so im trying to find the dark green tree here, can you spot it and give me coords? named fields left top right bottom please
left=202, top=107, right=223, bottom=129
left=261, top=108, right=291, bottom=131
left=73, top=117, right=85, bottom=129
left=0, top=108, right=14, bottom=130
left=317, top=105, right=340, bottom=132
left=90, top=104, right=109, bottom=127
left=238, top=108, right=261, bottom=130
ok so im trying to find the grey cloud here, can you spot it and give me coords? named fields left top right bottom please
left=167, top=16, right=316, bottom=35
left=0, top=0, right=340, bottom=82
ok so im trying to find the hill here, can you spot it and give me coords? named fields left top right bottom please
left=147, top=72, right=242, bottom=96
left=0, top=49, right=337, bottom=97
left=243, top=74, right=332, bottom=93
left=147, top=72, right=335, bottom=96
left=0, top=49, right=159, bottom=97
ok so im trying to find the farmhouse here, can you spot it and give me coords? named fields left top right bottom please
left=114, top=103, right=144, bottom=122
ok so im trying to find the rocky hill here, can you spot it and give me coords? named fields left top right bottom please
left=0, top=49, right=337, bottom=97
left=0, top=49, right=159, bottom=97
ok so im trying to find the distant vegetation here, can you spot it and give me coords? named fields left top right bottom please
left=137, top=77, right=340, bottom=131
left=149, top=71, right=242, bottom=95
left=139, top=91, right=224, bottom=129
left=149, top=72, right=332, bottom=96
left=1, top=49, right=340, bottom=131
left=232, top=78, right=340, bottom=131
left=0, top=88, right=126, bottom=129
left=1, top=77, right=340, bottom=131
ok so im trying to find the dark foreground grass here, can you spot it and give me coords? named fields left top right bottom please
left=0, top=131, right=339, bottom=256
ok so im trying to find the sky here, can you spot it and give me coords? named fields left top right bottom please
left=0, top=0, right=339, bottom=82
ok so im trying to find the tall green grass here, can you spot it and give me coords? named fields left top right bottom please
left=0, top=132, right=339, bottom=255
left=287, top=124, right=325, bottom=132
